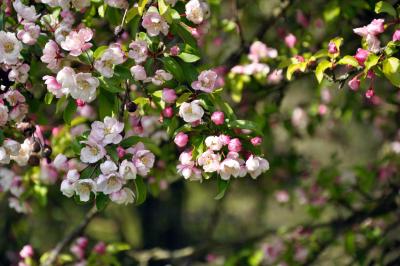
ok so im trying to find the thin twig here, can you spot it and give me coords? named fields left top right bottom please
left=42, top=207, right=98, bottom=266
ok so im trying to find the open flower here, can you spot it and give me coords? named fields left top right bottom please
left=70, top=72, right=99, bottom=103
left=185, top=0, right=210, bottom=24
left=353, top=19, right=385, bottom=53
left=179, top=101, right=204, bottom=123
left=89, top=116, right=124, bottom=145
left=198, top=149, right=220, bottom=173
left=94, top=44, right=126, bottom=78
left=41, top=40, right=62, bottom=70
left=75, top=179, right=96, bottom=202
left=150, top=70, right=173, bottom=86
left=110, top=187, right=135, bottom=205
left=0, top=31, right=22, bottom=65
left=60, top=169, right=80, bottom=197
left=192, top=70, right=218, bottom=93
left=100, top=160, right=118, bottom=175
left=8, top=64, right=30, bottom=84
left=119, top=159, right=137, bottom=180
left=205, top=136, right=223, bottom=151
left=128, top=40, right=148, bottom=63
left=13, top=0, right=39, bottom=22
left=128, top=142, right=155, bottom=176
left=96, top=173, right=124, bottom=195
left=245, top=155, right=270, bottom=179
left=80, top=140, right=106, bottom=164
left=142, top=12, right=169, bottom=37
left=219, top=152, right=243, bottom=180
left=61, top=28, right=93, bottom=56
left=17, top=23, right=40, bottom=45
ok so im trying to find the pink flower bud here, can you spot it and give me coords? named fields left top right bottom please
left=117, top=146, right=125, bottom=158
left=328, top=42, right=338, bottom=54
left=354, top=48, right=369, bottom=66
left=393, top=30, right=400, bottom=41
left=93, top=242, right=106, bottom=255
left=318, top=104, right=328, bottom=115
left=170, top=45, right=180, bottom=56
left=174, top=132, right=189, bottom=147
left=219, top=134, right=231, bottom=145
left=211, top=111, right=224, bottom=125
left=365, top=88, right=375, bottom=99
left=162, top=106, right=174, bottom=118
left=162, top=88, right=177, bottom=103
left=20, top=245, right=34, bottom=259
left=250, top=137, right=263, bottom=146
left=348, top=77, right=360, bottom=91
left=76, top=237, right=88, bottom=249
left=284, top=33, right=297, bottom=48
left=367, top=70, right=375, bottom=79
left=76, top=99, right=85, bottom=107
left=228, top=138, right=242, bottom=152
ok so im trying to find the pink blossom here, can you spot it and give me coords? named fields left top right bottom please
left=43, top=75, right=63, bottom=98
left=130, top=65, right=147, bottom=81
left=219, top=134, right=231, bottom=145
left=174, top=132, right=189, bottom=147
left=365, top=88, right=375, bottom=99
left=8, top=63, right=30, bottom=83
left=41, top=40, right=62, bottom=70
left=275, top=190, right=289, bottom=203
left=268, top=69, right=283, bottom=84
left=162, top=88, right=177, bottom=103
left=348, top=77, right=360, bottom=91
left=296, top=10, right=309, bottom=28
left=192, top=70, right=218, bottom=93
left=353, top=19, right=384, bottom=52
left=328, top=41, right=338, bottom=54
left=248, top=41, right=278, bottom=62
left=20, top=245, right=34, bottom=258
left=354, top=48, right=369, bottom=66
left=284, top=33, right=297, bottom=48
left=211, top=111, right=224, bottom=125
left=228, top=138, right=242, bottom=152
left=170, top=45, right=180, bottom=56
left=393, top=30, right=400, bottom=41
left=93, top=242, right=106, bottom=255
left=142, top=12, right=169, bottom=37
left=60, top=28, right=93, bottom=56
left=17, top=23, right=40, bottom=45
left=162, top=106, right=174, bottom=118
left=250, top=137, right=262, bottom=146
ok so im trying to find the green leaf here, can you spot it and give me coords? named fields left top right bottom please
left=382, top=57, right=400, bottom=87
left=160, top=57, right=185, bottom=83
left=337, top=56, right=359, bottom=67
left=375, top=1, right=396, bottom=17
left=93, top=45, right=109, bottom=59
left=105, top=146, right=119, bottom=162
left=99, top=77, right=124, bottom=93
left=134, top=176, right=147, bottom=205
left=138, top=0, right=149, bottom=15
left=95, top=193, right=110, bottom=211
left=106, top=243, right=131, bottom=254
left=126, top=7, right=138, bottom=23
left=0, top=130, right=4, bottom=145
left=286, top=62, right=307, bottom=80
left=44, top=92, right=54, bottom=105
left=63, top=98, right=77, bottom=125
left=158, top=0, right=169, bottom=15
left=178, top=52, right=201, bottom=63
left=315, top=60, right=332, bottom=83
left=171, top=22, right=198, bottom=48
left=176, top=92, right=192, bottom=106
left=33, top=185, right=48, bottom=206
left=215, top=179, right=229, bottom=200
left=364, top=54, right=380, bottom=72
left=227, top=120, right=262, bottom=135
left=98, top=90, right=117, bottom=119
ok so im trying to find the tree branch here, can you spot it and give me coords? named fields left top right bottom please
left=42, top=206, right=98, bottom=266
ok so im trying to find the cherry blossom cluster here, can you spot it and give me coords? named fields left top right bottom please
left=230, top=41, right=283, bottom=85
left=60, top=116, right=155, bottom=205
left=0, top=167, right=31, bottom=213
left=176, top=135, right=269, bottom=181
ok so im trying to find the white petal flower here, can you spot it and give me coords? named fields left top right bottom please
left=71, top=73, right=99, bottom=103
left=89, top=116, right=124, bottom=145
left=96, top=173, right=124, bottom=195
left=245, top=155, right=270, bottom=179
left=80, top=140, right=106, bottom=164
left=100, top=160, right=118, bottom=175
left=10, top=139, right=33, bottom=166
left=0, top=31, right=23, bottom=65
left=119, top=159, right=137, bottom=180
left=110, top=187, right=135, bottom=205
left=205, top=136, right=223, bottom=151
left=179, top=101, right=204, bottom=123
left=75, top=179, right=96, bottom=202
left=13, top=0, right=39, bottom=22
left=197, top=149, right=220, bottom=173
left=185, top=0, right=210, bottom=24
left=60, top=169, right=79, bottom=197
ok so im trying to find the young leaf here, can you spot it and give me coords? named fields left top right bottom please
left=382, top=57, right=400, bottom=87
left=160, top=57, right=185, bottom=83
left=63, top=98, right=77, bottom=125
left=215, top=179, right=230, bottom=200
left=375, top=1, right=396, bottom=17
left=95, top=193, right=110, bottom=211
left=138, top=0, right=149, bottom=15
left=44, top=92, right=54, bottom=105
left=134, top=176, right=147, bottom=205
left=315, top=60, right=332, bottom=83
left=337, top=56, right=359, bottom=67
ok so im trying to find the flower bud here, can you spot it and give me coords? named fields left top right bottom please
left=117, top=146, right=125, bottom=158
left=228, top=138, right=242, bottom=152
left=354, top=48, right=369, bottom=65
left=76, top=99, right=85, bottom=107
left=170, top=45, right=180, bottom=56
left=162, top=106, right=174, bottom=118
left=328, top=42, right=338, bottom=54
left=365, top=88, right=375, bottom=99
left=211, top=111, right=224, bottom=125
left=348, top=77, right=360, bottom=91
left=93, top=242, right=106, bottom=255
left=250, top=137, right=263, bottom=146
left=162, top=88, right=177, bottom=103
left=20, top=245, right=34, bottom=259
left=174, top=132, right=189, bottom=147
